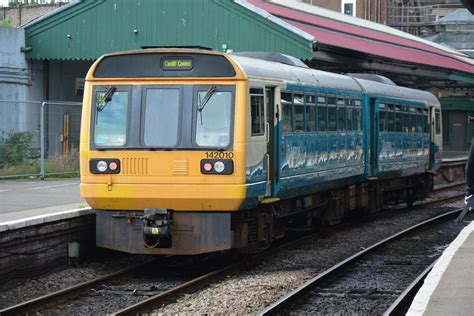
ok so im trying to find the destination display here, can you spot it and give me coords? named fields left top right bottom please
left=161, top=57, right=193, bottom=71
left=94, top=53, right=236, bottom=78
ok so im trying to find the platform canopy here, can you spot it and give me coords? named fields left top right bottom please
left=249, top=0, right=474, bottom=88
left=23, top=0, right=474, bottom=88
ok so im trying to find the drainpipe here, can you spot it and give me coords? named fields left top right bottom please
left=18, top=4, right=22, bottom=27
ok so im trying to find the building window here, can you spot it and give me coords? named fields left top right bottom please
left=341, top=0, right=356, bottom=17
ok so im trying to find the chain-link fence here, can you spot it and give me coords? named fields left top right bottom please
left=0, top=100, right=82, bottom=179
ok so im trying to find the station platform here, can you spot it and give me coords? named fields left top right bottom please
left=442, top=151, right=468, bottom=162
left=0, top=178, right=90, bottom=230
left=408, top=220, right=474, bottom=315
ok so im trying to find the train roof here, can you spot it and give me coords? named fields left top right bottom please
left=89, top=48, right=439, bottom=107
left=230, top=54, right=363, bottom=93
left=353, top=78, right=440, bottom=106
left=229, top=53, right=440, bottom=106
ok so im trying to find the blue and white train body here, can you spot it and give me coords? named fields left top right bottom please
left=234, top=52, right=441, bottom=218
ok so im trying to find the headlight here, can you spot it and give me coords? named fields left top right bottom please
left=97, top=160, right=108, bottom=172
left=214, top=161, right=225, bottom=173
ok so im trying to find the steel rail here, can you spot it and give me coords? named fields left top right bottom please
left=433, top=182, right=464, bottom=192
left=257, top=208, right=464, bottom=316
left=0, top=261, right=154, bottom=316
left=112, top=233, right=321, bottom=316
left=0, top=232, right=319, bottom=316
left=413, top=192, right=465, bottom=209
left=383, top=260, right=437, bottom=316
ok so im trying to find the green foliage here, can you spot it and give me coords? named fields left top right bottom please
left=0, top=146, right=79, bottom=178
left=0, top=19, right=12, bottom=27
left=44, top=147, right=79, bottom=174
left=0, top=131, right=34, bottom=167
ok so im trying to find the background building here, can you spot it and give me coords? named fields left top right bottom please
left=301, top=0, right=389, bottom=23
left=2, top=0, right=474, bottom=155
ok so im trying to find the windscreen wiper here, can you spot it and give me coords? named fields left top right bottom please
left=198, top=86, right=217, bottom=113
left=97, top=86, right=117, bottom=112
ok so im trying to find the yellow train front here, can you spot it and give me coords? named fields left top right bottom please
left=80, top=49, right=249, bottom=254
left=81, top=48, right=441, bottom=255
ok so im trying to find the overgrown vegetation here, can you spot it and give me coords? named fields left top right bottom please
left=0, top=19, right=12, bottom=27
left=0, top=131, right=79, bottom=177
left=0, top=131, right=35, bottom=167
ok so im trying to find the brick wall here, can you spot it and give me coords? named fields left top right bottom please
left=301, top=0, right=388, bottom=25
left=301, top=0, right=341, bottom=12
left=1, top=3, right=60, bottom=27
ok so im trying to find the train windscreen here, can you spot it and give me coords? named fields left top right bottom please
left=91, top=85, right=235, bottom=150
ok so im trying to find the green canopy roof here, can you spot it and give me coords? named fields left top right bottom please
left=24, top=0, right=314, bottom=61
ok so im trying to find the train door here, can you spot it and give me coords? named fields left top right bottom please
left=429, top=107, right=435, bottom=169
left=369, top=98, right=379, bottom=177
left=265, top=87, right=281, bottom=196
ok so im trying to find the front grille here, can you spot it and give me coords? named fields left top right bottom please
left=122, top=157, right=148, bottom=175
left=173, top=160, right=188, bottom=175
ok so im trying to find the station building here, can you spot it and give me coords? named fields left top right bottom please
left=3, top=0, right=474, bottom=154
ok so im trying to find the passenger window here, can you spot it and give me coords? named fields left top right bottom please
left=423, top=109, right=429, bottom=133
left=318, top=95, right=327, bottom=132
left=355, top=99, right=362, bottom=131
left=281, top=92, right=293, bottom=133
left=435, top=109, right=441, bottom=135
left=409, top=107, right=417, bottom=132
left=395, top=105, right=402, bottom=132
left=294, top=93, right=305, bottom=132
left=416, top=108, right=424, bottom=133
left=250, top=88, right=264, bottom=136
left=379, top=103, right=386, bottom=132
left=387, top=104, right=395, bottom=132
left=402, top=107, right=409, bottom=132
left=305, top=94, right=316, bottom=133
left=337, top=97, right=345, bottom=131
left=327, top=96, right=337, bottom=132
left=346, top=99, right=354, bottom=132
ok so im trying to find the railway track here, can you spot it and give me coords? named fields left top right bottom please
left=0, top=260, right=157, bottom=315
left=257, top=208, right=468, bottom=315
left=0, top=255, right=231, bottom=315
left=0, top=233, right=318, bottom=315
left=111, top=233, right=321, bottom=316
left=414, top=182, right=465, bottom=209
left=0, top=186, right=466, bottom=315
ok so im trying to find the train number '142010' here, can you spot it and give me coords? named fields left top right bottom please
left=205, top=152, right=234, bottom=159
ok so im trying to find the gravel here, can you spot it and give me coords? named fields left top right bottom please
left=0, top=252, right=151, bottom=309
left=155, top=200, right=468, bottom=315
left=0, top=195, right=468, bottom=315
left=289, top=215, right=469, bottom=315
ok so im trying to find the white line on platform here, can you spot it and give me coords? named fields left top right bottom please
left=29, top=183, right=78, bottom=190
left=0, top=207, right=93, bottom=232
left=0, top=189, right=9, bottom=193
left=407, top=221, right=474, bottom=316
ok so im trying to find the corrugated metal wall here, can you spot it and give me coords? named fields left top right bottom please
left=25, top=0, right=313, bottom=60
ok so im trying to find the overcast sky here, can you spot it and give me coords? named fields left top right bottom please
left=0, top=0, right=8, bottom=7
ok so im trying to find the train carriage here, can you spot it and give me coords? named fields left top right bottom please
left=79, top=49, right=442, bottom=255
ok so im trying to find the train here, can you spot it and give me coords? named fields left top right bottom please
left=79, top=48, right=442, bottom=255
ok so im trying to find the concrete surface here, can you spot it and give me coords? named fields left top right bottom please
left=408, top=221, right=474, bottom=316
left=0, top=178, right=87, bottom=223
left=443, top=151, right=468, bottom=161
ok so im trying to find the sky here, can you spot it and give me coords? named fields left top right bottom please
left=0, top=0, right=8, bottom=7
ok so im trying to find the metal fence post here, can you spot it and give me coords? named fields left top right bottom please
left=40, top=101, right=45, bottom=180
